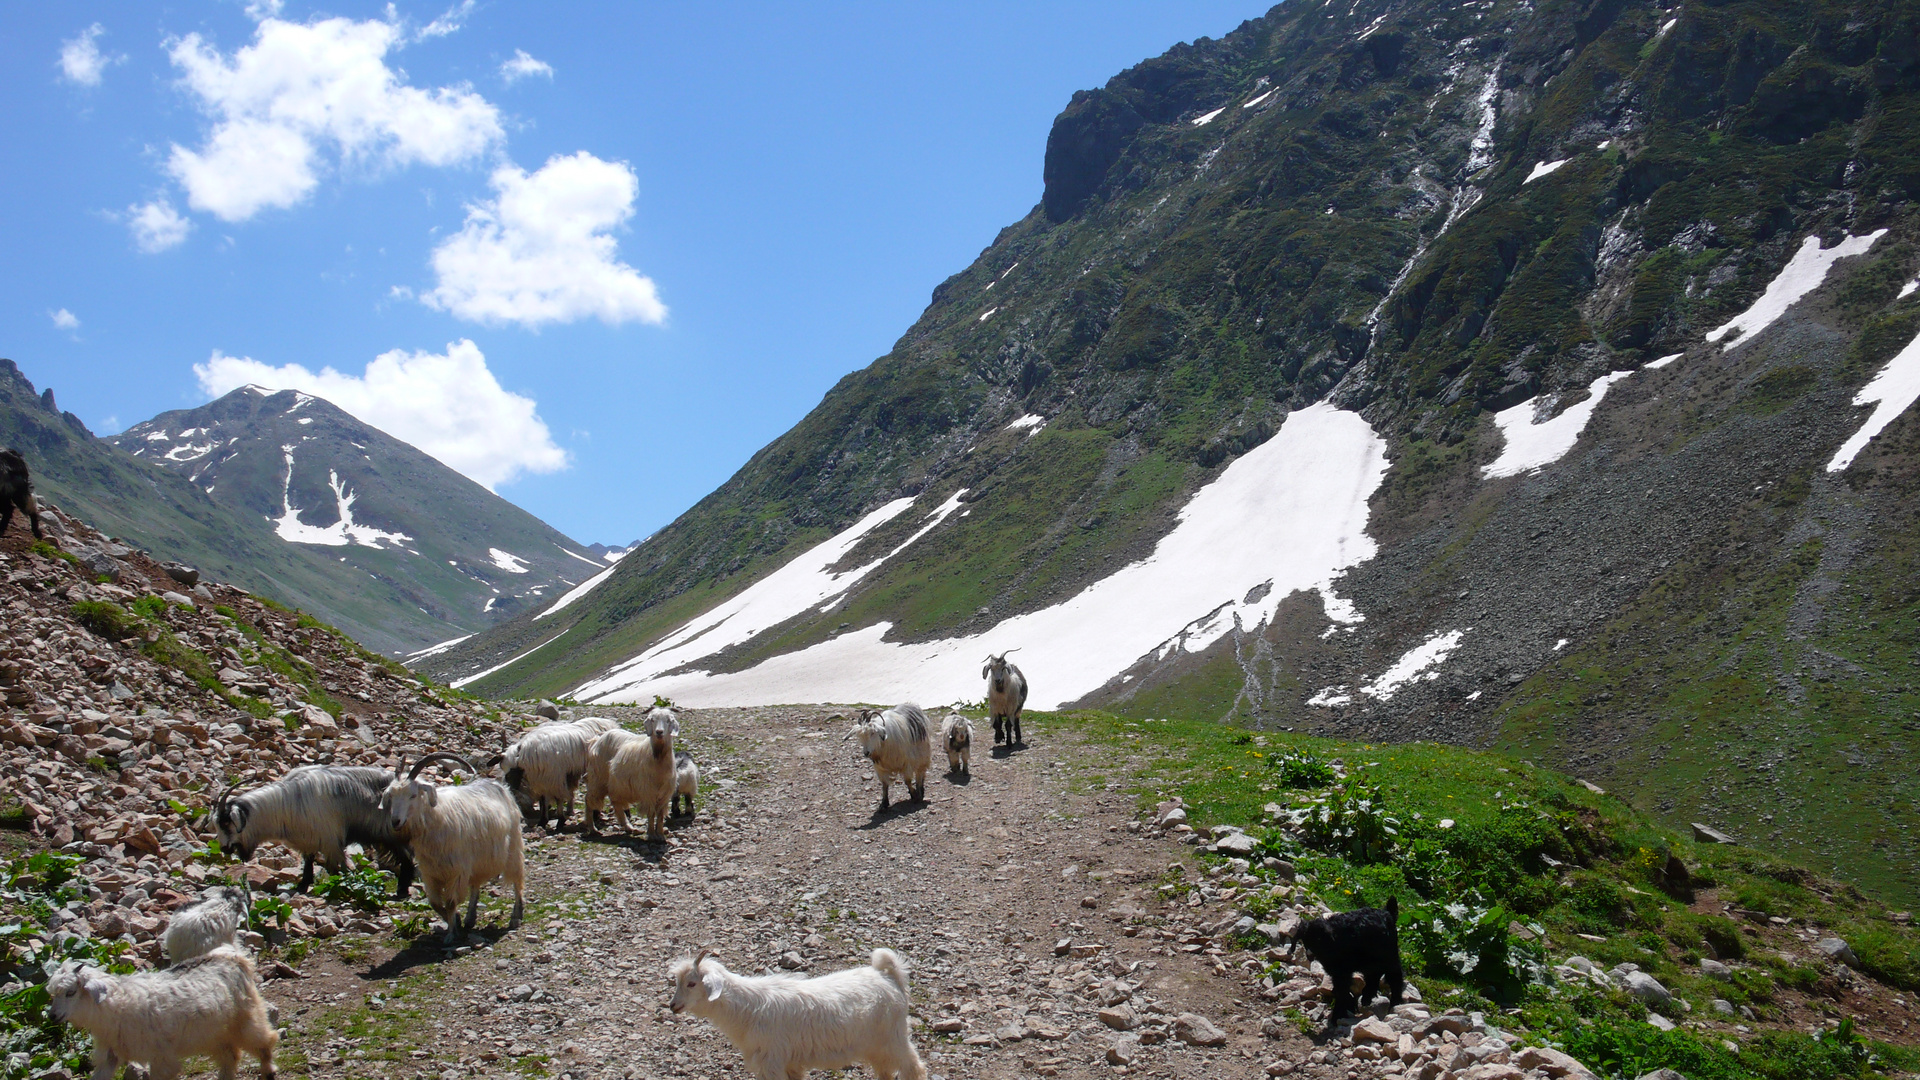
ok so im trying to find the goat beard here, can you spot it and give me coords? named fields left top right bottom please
left=653, top=741, right=669, bottom=758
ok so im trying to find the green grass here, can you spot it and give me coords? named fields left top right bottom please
left=1031, top=708, right=1920, bottom=1079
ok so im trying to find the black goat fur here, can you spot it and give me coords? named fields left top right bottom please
left=0, top=449, right=42, bottom=539
left=1291, top=896, right=1404, bottom=1022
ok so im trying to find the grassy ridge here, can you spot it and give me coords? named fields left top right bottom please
left=1029, top=708, right=1920, bottom=1080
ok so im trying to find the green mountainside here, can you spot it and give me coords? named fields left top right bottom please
left=424, top=0, right=1920, bottom=905
left=107, top=387, right=610, bottom=653
left=0, top=359, right=450, bottom=652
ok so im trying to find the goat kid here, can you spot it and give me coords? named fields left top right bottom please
left=668, top=948, right=925, bottom=1080
left=162, top=885, right=251, bottom=964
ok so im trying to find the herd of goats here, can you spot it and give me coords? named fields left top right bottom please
left=42, top=654, right=1033, bottom=1080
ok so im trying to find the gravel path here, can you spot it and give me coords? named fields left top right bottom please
left=266, top=706, right=1315, bottom=1079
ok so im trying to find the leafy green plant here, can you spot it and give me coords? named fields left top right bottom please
left=1, top=852, right=136, bottom=1078
left=1267, top=751, right=1335, bottom=788
left=1402, top=896, right=1546, bottom=1002
left=250, top=893, right=293, bottom=930
left=313, top=856, right=396, bottom=913
left=1291, top=783, right=1400, bottom=864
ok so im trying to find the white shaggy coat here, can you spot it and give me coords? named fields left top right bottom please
left=668, top=949, right=925, bottom=1080
left=212, top=765, right=413, bottom=897
left=162, top=886, right=250, bottom=964
left=848, top=704, right=931, bottom=812
left=983, top=654, right=1029, bottom=746
left=381, top=774, right=525, bottom=944
left=499, top=721, right=594, bottom=830
left=939, top=714, right=972, bottom=775
left=570, top=716, right=618, bottom=736
left=48, top=946, right=277, bottom=1080
left=585, top=709, right=679, bottom=839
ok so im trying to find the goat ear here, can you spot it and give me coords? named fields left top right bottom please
left=82, top=972, right=110, bottom=1003
left=702, top=968, right=725, bottom=1000
left=422, top=785, right=439, bottom=808
left=670, top=717, right=681, bottom=737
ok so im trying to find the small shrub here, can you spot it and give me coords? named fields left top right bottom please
left=1268, top=751, right=1336, bottom=788
left=1563, top=873, right=1633, bottom=934
left=313, top=856, right=395, bottom=913
left=1841, top=924, right=1920, bottom=990
left=1402, top=896, right=1546, bottom=1003
left=1292, top=783, right=1400, bottom=864
left=30, top=540, right=76, bottom=564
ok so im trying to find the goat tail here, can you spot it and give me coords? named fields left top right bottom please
left=871, top=948, right=911, bottom=994
left=1385, top=895, right=1399, bottom=920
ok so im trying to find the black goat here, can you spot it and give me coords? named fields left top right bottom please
left=1289, top=896, right=1405, bottom=1022
left=0, top=449, right=42, bottom=539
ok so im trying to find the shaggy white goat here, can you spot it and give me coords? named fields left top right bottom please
left=162, top=885, right=251, bottom=964
left=668, top=948, right=925, bottom=1080
left=585, top=708, right=679, bottom=840
left=983, top=652, right=1029, bottom=746
left=494, top=721, right=593, bottom=831
left=571, top=716, right=618, bottom=736
left=939, top=713, right=972, bottom=776
left=49, top=946, right=277, bottom=1080
left=672, top=750, right=700, bottom=818
left=847, top=703, right=931, bottom=812
left=211, top=765, right=414, bottom=897
left=381, top=754, right=526, bottom=945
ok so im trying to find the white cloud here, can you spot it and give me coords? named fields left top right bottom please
left=418, top=0, right=477, bottom=40
left=60, top=24, right=120, bottom=86
left=423, top=152, right=666, bottom=328
left=500, top=49, right=553, bottom=83
left=127, top=199, right=192, bottom=252
left=193, top=339, right=568, bottom=490
left=49, top=309, right=80, bottom=331
left=165, top=15, right=503, bottom=221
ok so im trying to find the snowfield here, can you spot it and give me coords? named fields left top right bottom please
left=489, top=548, right=531, bottom=574
left=1483, top=371, right=1631, bottom=479
left=270, top=447, right=412, bottom=549
left=538, top=563, right=618, bottom=620
left=1828, top=324, right=1920, bottom=472
left=575, top=404, right=1389, bottom=710
left=1706, top=231, right=1888, bottom=348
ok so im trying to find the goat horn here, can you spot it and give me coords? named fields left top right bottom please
left=693, top=948, right=713, bottom=968
left=408, top=752, right=476, bottom=779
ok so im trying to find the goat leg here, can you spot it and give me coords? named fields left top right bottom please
left=297, top=854, right=316, bottom=893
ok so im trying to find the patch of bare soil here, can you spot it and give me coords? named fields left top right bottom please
left=260, top=706, right=1330, bottom=1079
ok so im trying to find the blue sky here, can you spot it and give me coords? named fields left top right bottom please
left=4, top=1, right=1262, bottom=546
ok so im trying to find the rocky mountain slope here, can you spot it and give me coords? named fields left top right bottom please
left=424, top=0, right=1920, bottom=905
left=107, top=386, right=614, bottom=652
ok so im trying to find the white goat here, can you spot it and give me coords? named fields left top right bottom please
left=672, top=751, right=700, bottom=818
left=983, top=652, right=1029, bottom=746
left=939, top=713, right=972, bottom=775
left=848, top=704, right=931, bottom=812
left=585, top=708, right=679, bottom=840
left=494, top=721, right=593, bottom=831
left=668, top=948, right=925, bottom=1080
left=571, top=716, right=618, bottom=736
left=211, top=765, right=414, bottom=897
left=48, top=946, right=278, bottom=1080
left=380, top=754, right=526, bottom=945
left=162, top=885, right=250, bottom=964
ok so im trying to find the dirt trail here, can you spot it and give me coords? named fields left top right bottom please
left=264, top=706, right=1327, bottom=1079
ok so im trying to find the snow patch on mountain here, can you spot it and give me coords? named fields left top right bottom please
left=406, top=634, right=474, bottom=661
left=1827, top=325, right=1920, bottom=472
left=1360, top=629, right=1467, bottom=700
left=577, top=404, right=1388, bottom=710
left=538, top=562, right=618, bottom=620
left=270, top=446, right=412, bottom=549
left=489, top=548, right=531, bottom=574
left=1706, top=231, right=1888, bottom=348
left=1005, top=414, right=1046, bottom=435
left=1524, top=159, right=1568, bottom=184
left=1483, top=371, right=1631, bottom=479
